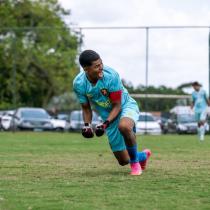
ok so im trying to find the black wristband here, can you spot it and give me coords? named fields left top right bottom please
left=103, top=120, right=110, bottom=128
left=84, top=123, right=90, bottom=126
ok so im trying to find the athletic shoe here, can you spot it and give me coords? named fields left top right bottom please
left=140, top=149, right=152, bottom=170
left=130, top=162, right=142, bottom=176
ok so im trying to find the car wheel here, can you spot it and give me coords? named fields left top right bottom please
left=55, top=127, right=64, bottom=132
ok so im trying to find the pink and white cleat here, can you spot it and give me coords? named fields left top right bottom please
left=130, top=162, right=142, bottom=176
left=140, top=149, right=152, bottom=170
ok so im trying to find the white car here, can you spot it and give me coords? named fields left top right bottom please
left=136, top=112, right=162, bottom=135
left=50, top=118, right=70, bottom=131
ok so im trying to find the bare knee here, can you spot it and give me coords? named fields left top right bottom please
left=113, top=150, right=130, bottom=166
left=118, top=122, right=131, bottom=135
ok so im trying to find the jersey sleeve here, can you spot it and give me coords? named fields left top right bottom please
left=73, top=79, right=88, bottom=104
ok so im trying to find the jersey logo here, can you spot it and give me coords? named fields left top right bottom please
left=100, top=88, right=109, bottom=97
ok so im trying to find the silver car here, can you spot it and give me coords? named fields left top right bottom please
left=70, top=110, right=101, bottom=131
left=11, top=107, right=54, bottom=131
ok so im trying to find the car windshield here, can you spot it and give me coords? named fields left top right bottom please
left=21, top=109, right=50, bottom=119
left=71, top=112, right=83, bottom=120
left=138, top=115, right=155, bottom=122
left=57, top=114, right=69, bottom=120
left=177, top=115, right=196, bottom=123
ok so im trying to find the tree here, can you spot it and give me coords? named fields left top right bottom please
left=0, top=0, right=79, bottom=109
left=47, top=92, right=80, bottom=112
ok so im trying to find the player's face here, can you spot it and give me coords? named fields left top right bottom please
left=193, top=85, right=200, bottom=91
left=84, top=59, right=103, bottom=83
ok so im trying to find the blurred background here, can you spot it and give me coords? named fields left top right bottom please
left=1, top=0, right=210, bottom=134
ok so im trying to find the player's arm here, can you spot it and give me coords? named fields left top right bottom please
left=206, top=95, right=210, bottom=106
left=106, top=90, right=122, bottom=122
left=191, top=94, right=195, bottom=109
left=205, top=98, right=210, bottom=106
left=81, top=102, right=92, bottom=124
left=190, top=101, right=194, bottom=109
left=73, top=81, right=94, bottom=138
left=80, top=102, right=94, bottom=138
left=204, top=92, right=210, bottom=106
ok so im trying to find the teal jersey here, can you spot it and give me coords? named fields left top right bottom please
left=73, top=65, right=138, bottom=121
left=192, top=89, right=208, bottom=113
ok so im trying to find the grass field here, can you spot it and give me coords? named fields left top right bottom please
left=0, top=132, right=210, bottom=210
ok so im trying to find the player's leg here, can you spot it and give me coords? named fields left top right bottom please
left=106, top=118, right=131, bottom=165
left=113, top=149, right=149, bottom=169
left=106, top=118, right=143, bottom=175
left=106, top=109, right=151, bottom=175
left=195, top=112, right=201, bottom=140
left=119, top=117, right=141, bottom=175
left=120, top=104, right=151, bottom=172
left=118, top=117, right=151, bottom=174
left=118, top=117, right=141, bottom=160
left=198, top=111, right=207, bottom=141
left=113, top=150, right=130, bottom=166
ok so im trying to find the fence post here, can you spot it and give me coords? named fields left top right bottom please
left=145, top=27, right=150, bottom=134
left=12, top=31, right=17, bottom=132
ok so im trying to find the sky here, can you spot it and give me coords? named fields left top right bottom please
left=59, top=0, right=210, bottom=92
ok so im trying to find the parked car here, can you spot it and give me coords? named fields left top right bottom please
left=50, top=118, right=70, bottom=131
left=153, top=116, right=168, bottom=132
left=136, top=112, right=162, bottom=135
left=0, top=110, right=15, bottom=131
left=70, top=110, right=101, bottom=131
left=10, top=107, right=54, bottom=131
left=56, top=113, right=70, bottom=122
left=164, top=114, right=209, bottom=134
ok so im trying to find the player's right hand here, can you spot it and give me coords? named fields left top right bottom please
left=82, top=123, right=94, bottom=138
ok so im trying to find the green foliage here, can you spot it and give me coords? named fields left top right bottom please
left=47, top=91, right=80, bottom=111
left=0, top=0, right=79, bottom=109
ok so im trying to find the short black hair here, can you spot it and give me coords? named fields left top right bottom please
left=192, top=81, right=202, bottom=86
left=79, top=50, right=100, bottom=67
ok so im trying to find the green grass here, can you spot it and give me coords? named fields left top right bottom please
left=0, top=132, right=210, bottom=210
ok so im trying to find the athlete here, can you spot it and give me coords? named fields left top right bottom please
left=191, top=81, right=210, bottom=141
left=73, top=50, right=151, bottom=175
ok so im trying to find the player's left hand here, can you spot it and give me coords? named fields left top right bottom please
left=95, top=120, right=110, bottom=137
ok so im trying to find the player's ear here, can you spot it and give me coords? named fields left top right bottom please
left=83, top=66, right=88, bottom=72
